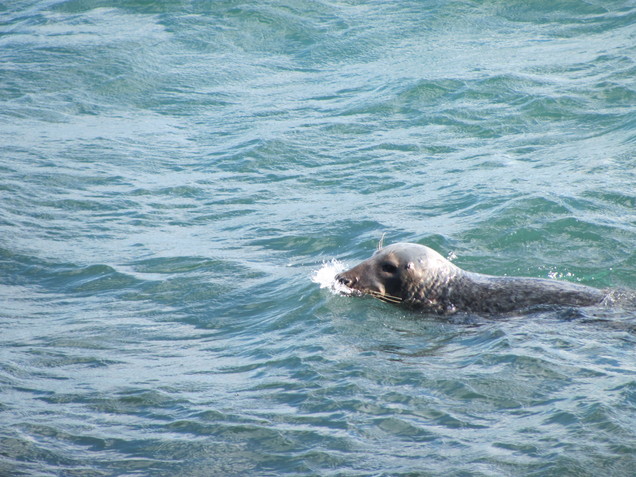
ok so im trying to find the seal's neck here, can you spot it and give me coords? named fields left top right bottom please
left=402, top=260, right=463, bottom=313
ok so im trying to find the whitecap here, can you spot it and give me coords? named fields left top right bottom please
left=310, top=259, right=351, bottom=295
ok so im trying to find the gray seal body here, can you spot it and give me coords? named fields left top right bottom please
left=335, top=243, right=607, bottom=314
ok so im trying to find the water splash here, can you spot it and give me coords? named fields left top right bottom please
left=311, top=259, right=350, bottom=295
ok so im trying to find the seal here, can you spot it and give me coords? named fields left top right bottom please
left=335, top=242, right=607, bottom=314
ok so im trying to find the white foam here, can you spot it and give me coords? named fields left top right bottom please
left=311, top=259, right=351, bottom=295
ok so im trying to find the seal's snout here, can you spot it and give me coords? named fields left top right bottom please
left=335, top=273, right=356, bottom=288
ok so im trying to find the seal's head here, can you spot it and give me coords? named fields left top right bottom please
left=335, top=242, right=460, bottom=309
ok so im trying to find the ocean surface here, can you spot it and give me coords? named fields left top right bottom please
left=1, top=1, right=636, bottom=475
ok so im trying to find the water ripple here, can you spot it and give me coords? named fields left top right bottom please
left=1, top=0, right=635, bottom=475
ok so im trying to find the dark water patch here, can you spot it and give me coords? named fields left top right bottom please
left=494, top=0, right=619, bottom=26
left=129, top=255, right=234, bottom=275
left=42, top=263, right=140, bottom=295
left=120, top=256, right=269, bottom=312
left=583, top=189, right=636, bottom=210
left=0, top=250, right=134, bottom=294
left=247, top=219, right=387, bottom=256
left=27, top=348, right=121, bottom=369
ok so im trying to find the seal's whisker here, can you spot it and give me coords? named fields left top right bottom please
left=378, top=233, right=386, bottom=251
left=367, top=290, right=403, bottom=304
left=380, top=297, right=403, bottom=304
left=379, top=296, right=403, bottom=304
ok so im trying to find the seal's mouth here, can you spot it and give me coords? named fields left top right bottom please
left=338, top=286, right=365, bottom=297
left=332, top=273, right=363, bottom=296
left=334, top=272, right=356, bottom=289
left=334, top=273, right=402, bottom=304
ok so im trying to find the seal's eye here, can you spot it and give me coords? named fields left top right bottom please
left=381, top=263, right=398, bottom=274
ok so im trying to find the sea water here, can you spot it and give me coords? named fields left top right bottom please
left=1, top=1, right=635, bottom=475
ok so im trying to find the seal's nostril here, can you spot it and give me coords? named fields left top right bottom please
left=336, top=274, right=353, bottom=287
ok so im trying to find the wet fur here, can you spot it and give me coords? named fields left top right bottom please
left=336, top=243, right=607, bottom=315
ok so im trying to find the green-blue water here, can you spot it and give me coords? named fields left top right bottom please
left=1, top=1, right=636, bottom=475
